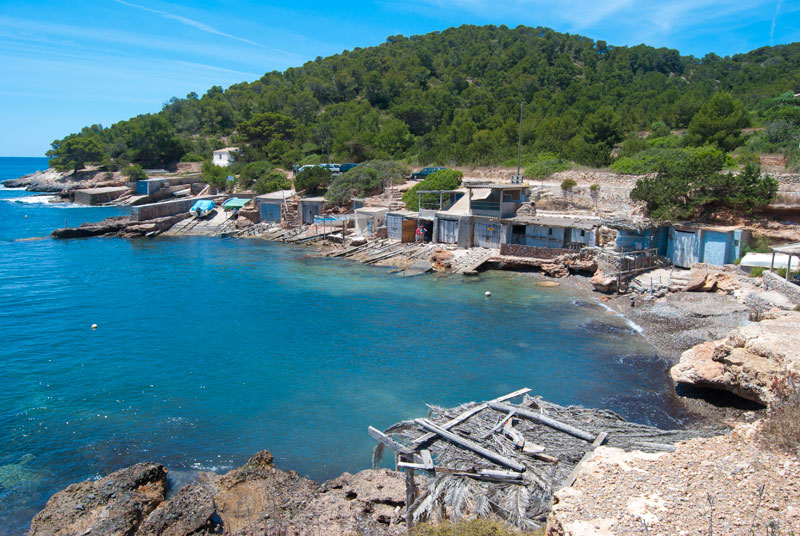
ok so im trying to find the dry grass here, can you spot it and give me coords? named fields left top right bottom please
left=761, top=373, right=800, bottom=456
left=412, top=519, right=545, bottom=536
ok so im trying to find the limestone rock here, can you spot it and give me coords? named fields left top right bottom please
left=542, top=262, right=569, bottom=278
left=28, top=462, right=168, bottom=536
left=546, top=424, right=800, bottom=536
left=684, top=268, right=708, bottom=291
left=138, top=483, right=218, bottom=536
left=670, top=310, right=800, bottom=404
left=590, top=270, right=617, bottom=293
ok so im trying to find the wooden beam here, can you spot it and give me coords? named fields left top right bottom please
left=411, top=387, right=531, bottom=447
left=414, top=418, right=526, bottom=472
left=420, top=450, right=434, bottom=470
left=368, top=426, right=415, bottom=456
left=561, top=431, right=608, bottom=489
left=489, top=402, right=595, bottom=442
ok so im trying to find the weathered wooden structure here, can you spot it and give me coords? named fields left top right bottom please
left=369, top=388, right=702, bottom=530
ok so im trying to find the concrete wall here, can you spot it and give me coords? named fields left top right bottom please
left=131, top=197, right=214, bottom=222
left=615, top=227, right=669, bottom=255
left=668, top=228, right=702, bottom=268
left=500, top=244, right=574, bottom=259
left=73, top=187, right=130, bottom=206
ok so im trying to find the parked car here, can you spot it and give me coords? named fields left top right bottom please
left=340, top=163, right=358, bottom=173
left=411, top=166, right=447, bottom=181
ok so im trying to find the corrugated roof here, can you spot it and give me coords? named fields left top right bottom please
left=771, top=242, right=800, bottom=255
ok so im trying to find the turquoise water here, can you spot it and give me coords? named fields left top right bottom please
left=0, top=158, right=683, bottom=534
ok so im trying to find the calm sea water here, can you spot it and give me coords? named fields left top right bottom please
left=0, top=157, right=683, bottom=534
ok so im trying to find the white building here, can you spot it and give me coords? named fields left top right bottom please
left=212, top=147, right=238, bottom=167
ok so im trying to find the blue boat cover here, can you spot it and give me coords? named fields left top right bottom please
left=190, top=200, right=215, bottom=212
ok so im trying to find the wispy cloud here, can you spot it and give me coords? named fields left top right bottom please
left=112, top=0, right=296, bottom=57
left=770, top=0, right=783, bottom=43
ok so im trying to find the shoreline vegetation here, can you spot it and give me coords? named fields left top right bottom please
left=7, top=22, right=800, bottom=536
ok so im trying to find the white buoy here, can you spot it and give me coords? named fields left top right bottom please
left=485, top=291, right=491, bottom=297
left=91, top=324, right=98, bottom=330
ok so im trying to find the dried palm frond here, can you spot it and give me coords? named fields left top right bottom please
left=371, top=442, right=385, bottom=469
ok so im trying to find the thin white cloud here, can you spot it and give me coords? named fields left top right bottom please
left=770, top=0, right=783, bottom=43
left=112, top=0, right=296, bottom=57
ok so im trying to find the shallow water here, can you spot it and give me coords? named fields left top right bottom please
left=0, top=158, right=683, bottom=533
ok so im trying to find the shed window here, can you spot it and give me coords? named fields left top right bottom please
left=548, top=228, right=553, bottom=235
left=580, top=230, right=586, bottom=237
left=512, top=225, right=525, bottom=234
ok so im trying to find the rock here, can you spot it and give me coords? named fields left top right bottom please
left=138, top=483, right=218, bottom=536
left=684, top=268, right=708, bottom=291
left=546, top=423, right=800, bottom=536
left=541, top=263, right=569, bottom=278
left=51, top=216, right=130, bottom=238
left=234, top=217, right=253, bottom=230
left=590, top=270, right=618, bottom=293
left=699, top=273, right=717, bottom=292
left=28, top=463, right=168, bottom=536
left=670, top=311, right=800, bottom=404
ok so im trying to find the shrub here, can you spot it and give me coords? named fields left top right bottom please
left=619, top=136, right=648, bottom=157
left=294, top=165, right=332, bottom=193
left=412, top=519, right=539, bottom=536
left=524, top=155, right=573, bottom=179
left=760, top=373, right=800, bottom=456
left=201, top=160, right=229, bottom=190
left=238, top=160, right=276, bottom=189
left=180, top=152, right=205, bottom=162
left=648, top=121, right=671, bottom=139
left=560, top=178, right=577, bottom=191
left=749, top=266, right=765, bottom=277
left=122, top=164, right=147, bottom=181
left=325, top=160, right=409, bottom=206
left=403, top=169, right=463, bottom=211
left=253, top=171, right=291, bottom=195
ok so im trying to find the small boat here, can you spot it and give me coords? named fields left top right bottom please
left=189, top=200, right=215, bottom=218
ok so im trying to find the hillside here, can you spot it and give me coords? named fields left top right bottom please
left=46, top=24, right=800, bottom=172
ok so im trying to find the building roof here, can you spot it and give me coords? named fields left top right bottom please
left=509, top=214, right=602, bottom=230
left=212, top=147, right=239, bottom=153
left=256, top=189, right=295, bottom=201
left=355, top=206, right=389, bottom=215
left=770, top=242, right=800, bottom=255
left=222, top=197, right=250, bottom=209
left=299, top=196, right=326, bottom=202
left=464, top=183, right=528, bottom=189
left=386, top=210, right=418, bottom=218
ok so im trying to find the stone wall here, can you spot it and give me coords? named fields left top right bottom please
left=131, top=197, right=214, bottom=222
left=500, top=243, right=574, bottom=259
left=762, top=270, right=800, bottom=304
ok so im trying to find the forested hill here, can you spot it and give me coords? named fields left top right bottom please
left=47, top=24, right=800, bottom=171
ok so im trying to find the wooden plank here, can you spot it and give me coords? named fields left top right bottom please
left=420, top=450, right=434, bottom=470
left=411, top=387, right=531, bottom=448
left=489, top=402, right=595, bottom=442
left=414, top=418, right=526, bottom=472
left=561, top=431, right=608, bottom=489
left=367, top=426, right=415, bottom=456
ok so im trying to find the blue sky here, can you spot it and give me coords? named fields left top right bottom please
left=2, top=0, right=798, bottom=156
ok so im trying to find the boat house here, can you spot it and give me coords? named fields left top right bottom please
left=256, top=190, right=294, bottom=223
left=666, top=225, right=750, bottom=268
left=298, top=196, right=326, bottom=225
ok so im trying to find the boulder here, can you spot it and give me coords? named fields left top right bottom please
left=51, top=216, right=130, bottom=238
left=590, top=270, right=617, bottom=293
left=541, top=263, right=569, bottom=278
left=28, top=463, right=168, bottom=536
left=138, top=483, right=218, bottom=536
left=684, top=268, right=708, bottom=291
left=670, top=310, right=800, bottom=404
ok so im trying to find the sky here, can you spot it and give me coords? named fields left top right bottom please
left=1, top=0, right=799, bottom=156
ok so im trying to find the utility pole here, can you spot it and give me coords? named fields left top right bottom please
left=517, top=101, right=524, bottom=177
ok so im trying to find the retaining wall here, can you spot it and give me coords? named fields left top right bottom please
left=763, top=270, right=800, bottom=304
left=131, top=197, right=214, bottom=222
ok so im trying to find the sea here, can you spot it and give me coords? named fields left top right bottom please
left=0, top=156, right=685, bottom=534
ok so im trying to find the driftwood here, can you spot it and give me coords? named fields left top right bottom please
left=370, top=389, right=711, bottom=531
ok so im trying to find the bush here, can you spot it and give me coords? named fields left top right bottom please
left=619, top=136, right=648, bottom=157
left=238, top=160, right=276, bottom=189
left=121, top=164, right=147, bottom=181
left=630, top=149, right=778, bottom=220
left=325, top=160, right=409, bottom=206
left=524, top=155, right=573, bottom=179
left=760, top=373, right=800, bottom=456
left=180, top=152, right=205, bottom=162
left=294, top=165, right=332, bottom=193
left=648, top=121, right=671, bottom=139
left=403, top=169, right=463, bottom=211
left=412, top=519, right=539, bottom=536
left=749, top=266, right=765, bottom=277
left=254, top=171, right=291, bottom=195
left=560, top=178, right=577, bottom=191
left=201, top=160, right=229, bottom=190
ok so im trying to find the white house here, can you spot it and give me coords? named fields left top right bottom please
left=212, top=147, right=238, bottom=167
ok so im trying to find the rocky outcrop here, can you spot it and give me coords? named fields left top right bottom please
left=52, top=214, right=191, bottom=239
left=29, top=451, right=412, bottom=536
left=28, top=463, right=168, bottom=536
left=590, top=270, right=617, bottom=293
left=546, top=423, right=800, bottom=536
left=670, top=310, right=800, bottom=404
left=3, top=168, right=123, bottom=192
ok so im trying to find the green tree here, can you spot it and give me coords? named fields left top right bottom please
left=253, top=171, right=291, bottom=195
left=122, top=164, right=147, bottom=181
left=201, top=160, right=229, bottom=191
left=47, top=135, right=105, bottom=173
left=294, top=166, right=332, bottom=193
left=687, top=92, right=750, bottom=151
left=325, top=160, right=409, bottom=205
left=402, top=169, right=463, bottom=211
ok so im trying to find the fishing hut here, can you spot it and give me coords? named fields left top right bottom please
left=368, top=388, right=701, bottom=531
